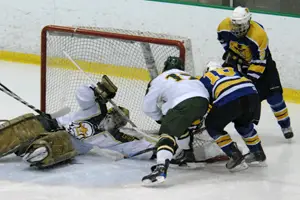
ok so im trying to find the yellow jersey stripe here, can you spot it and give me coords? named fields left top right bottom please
left=217, top=17, right=231, bottom=32
left=248, top=64, right=266, bottom=74
left=214, top=77, right=251, bottom=98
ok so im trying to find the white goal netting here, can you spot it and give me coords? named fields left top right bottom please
left=41, top=25, right=194, bottom=132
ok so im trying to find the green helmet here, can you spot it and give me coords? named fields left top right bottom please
left=163, top=56, right=184, bottom=72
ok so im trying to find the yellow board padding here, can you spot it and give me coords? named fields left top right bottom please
left=47, top=57, right=151, bottom=81
left=0, top=50, right=151, bottom=81
left=283, top=88, right=300, bottom=104
left=1, top=50, right=300, bottom=103
left=0, top=51, right=40, bottom=65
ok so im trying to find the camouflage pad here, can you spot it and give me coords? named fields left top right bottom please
left=0, top=113, right=45, bottom=157
left=101, top=75, right=118, bottom=93
left=26, top=131, right=77, bottom=168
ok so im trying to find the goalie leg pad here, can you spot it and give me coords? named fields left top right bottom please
left=0, top=113, right=46, bottom=158
left=23, top=130, right=77, bottom=168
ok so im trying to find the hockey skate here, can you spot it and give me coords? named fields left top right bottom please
left=142, top=160, right=169, bottom=186
left=226, top=142, right=248, bottom=172
left=282, top=127, right=294, bottom=139
left=245, top=144, right=267, bottom=167
left=170, top=149, right=205, bottom=169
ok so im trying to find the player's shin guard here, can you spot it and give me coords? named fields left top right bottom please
left=0, top=113, right=46, bottom=158
left=23, top=131, right=77, bottom=168
left=235, top=124, right=266, bottom=166
left=267, top=93, right=293, bottom=139
left=142, top=134, right=176, bottom=185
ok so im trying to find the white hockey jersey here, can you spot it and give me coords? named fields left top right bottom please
left=143, top=69, right=209, bottom=121
left=56, top=84, right=103, bottom=139
left=55, top=84, right=154, bottom=159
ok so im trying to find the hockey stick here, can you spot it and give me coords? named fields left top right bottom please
left=0, top=85, right=44, bottom=115
left=125, top=147, right=156, bottom=159
left=0, top=82, right=70, bottom=118
left=62, top=51, right=158, bottom=142
left=125, top=146, right=227, bottom=163
left=90, top=145, right=155, bottom=161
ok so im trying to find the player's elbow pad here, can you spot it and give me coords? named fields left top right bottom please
left=247, top=64, right=265, bottom=80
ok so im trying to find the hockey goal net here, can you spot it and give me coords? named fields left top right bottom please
left=40, top=25, right=227, bottom=161
left=41, top=25, right=195, bottom=132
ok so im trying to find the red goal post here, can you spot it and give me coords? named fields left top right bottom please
left=40, top=25, right=195, bottom=131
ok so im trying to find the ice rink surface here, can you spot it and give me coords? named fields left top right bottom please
left=0, top=61, right=300, bottom=200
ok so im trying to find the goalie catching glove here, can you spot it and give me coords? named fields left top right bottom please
left=91, top=75, right=118, bottom=104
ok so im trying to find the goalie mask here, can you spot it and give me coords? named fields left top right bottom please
left=230, top=6, right=251, bottom=38
left=99, top=106, right=130, bottom=132
left=163, top=56, right=184, bottom=72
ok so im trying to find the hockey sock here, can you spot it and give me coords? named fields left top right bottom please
left=235, top=124, right=262, bottom=152
left=207, top=130, right=234, bottom=156
left=176, top=132, right=191, bottom=150
left=156, top=134, right=177, bottom=164
left=267, top=93, right=291, bottom=129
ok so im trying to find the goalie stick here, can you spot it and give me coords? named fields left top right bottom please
left=0, top=82, right=71, bottom=119
left=122, top=127, right=228, bottom=163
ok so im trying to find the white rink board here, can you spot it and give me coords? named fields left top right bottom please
left=0, top=0, right=299, bottom=88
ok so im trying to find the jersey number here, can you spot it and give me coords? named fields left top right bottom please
left=166, top=73, right=198, bottom=82
left=203, top=68, right=235, bottom=85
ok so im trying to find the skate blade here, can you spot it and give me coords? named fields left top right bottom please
left=229, top=162, right=249, bottom=172
left=186, top=162, right=206, bottom=168
left=23, top=147, right=48, bottom=163
left=169, top=162, right=206, bottom=169
left=142, top=176, right=166, bottom=186
left=247, top=161, right=267, bottom=167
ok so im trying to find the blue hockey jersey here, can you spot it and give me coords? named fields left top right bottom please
left=199, top=67, right=257, bottom=106
left=217, top=17, right=270, bottom=80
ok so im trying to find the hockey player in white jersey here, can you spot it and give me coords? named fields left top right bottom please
left=0, top=76, right=155, bottom=168
left=142, top=56, right=210, bottom=185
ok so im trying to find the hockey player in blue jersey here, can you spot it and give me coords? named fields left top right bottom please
left=217, top=6, right=293, bottom=139
left=200, top=61, right=266, bottom=171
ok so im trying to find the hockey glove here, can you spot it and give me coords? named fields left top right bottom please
left=222, top=50, right=248, bottom=71
left=93, top=75, right=118, bottom=103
